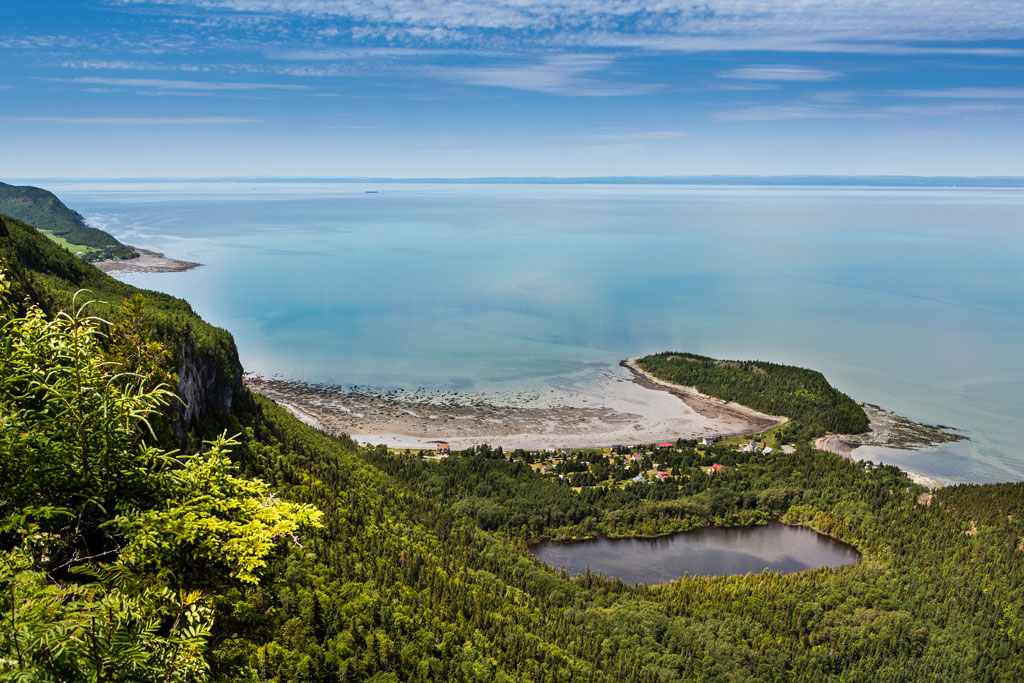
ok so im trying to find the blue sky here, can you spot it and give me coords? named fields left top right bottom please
left=2, top=0, right=1023, bottom=178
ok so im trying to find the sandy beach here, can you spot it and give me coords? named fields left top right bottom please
left=245, top=359, right=787, bottom=451
left=95, top=247, right=201, bottom=273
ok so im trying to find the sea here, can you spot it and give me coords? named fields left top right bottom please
left=39, top=181, right=1024, bottom=484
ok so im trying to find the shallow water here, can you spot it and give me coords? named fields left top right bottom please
left=529, top=521, right=861, bottom=583
left=44, top=181, right=1024, bottom=484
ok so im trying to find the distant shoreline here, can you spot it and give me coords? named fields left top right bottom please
left=17, top=175, right=1024, bottom=188
left=95, top=247, right=201, bottom=274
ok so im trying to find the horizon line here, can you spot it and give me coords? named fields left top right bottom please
left=5, top=174, right=1024, bottom=188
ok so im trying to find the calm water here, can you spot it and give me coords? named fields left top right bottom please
left=530, top=521, right=861, bottom=583
left=40, top=181, right=1024, bottom=484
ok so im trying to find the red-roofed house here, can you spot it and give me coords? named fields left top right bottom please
left=658, top=442, right=673, bottom=449
left=657, top=471, right=671, bottom=481
left=711, top=463, right=726, bottom=473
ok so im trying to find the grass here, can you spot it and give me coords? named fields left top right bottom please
left=38, top=230, right=103, bottom=258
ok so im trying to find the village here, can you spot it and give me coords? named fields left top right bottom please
left=416, top=430, right=799, bottom=490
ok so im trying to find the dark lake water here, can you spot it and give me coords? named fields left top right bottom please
left=530, top=521, right=861, bottom=584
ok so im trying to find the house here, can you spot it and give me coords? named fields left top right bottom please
left=658, top=442, right=673, bottom=450
left=763, top=447, right=774, bottom=455
left=656, top=471, right=671, bottom=481
left=740, top=442, right=761, bottom=453
left=436, top=442, right=451, bottom=456
left=701, top=436, right=716, bottom=446
left=706, top=463, right=727, bottom=474
left=630, top=453, right=642, bottom=462
left=632, top=474, right=645, bottom=483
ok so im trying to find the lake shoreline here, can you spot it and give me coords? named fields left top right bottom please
left=530, top=519, right=861, bottom=583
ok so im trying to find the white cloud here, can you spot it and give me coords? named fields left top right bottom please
left=722, top=65, right=840, bottom=81
left=61, top=76, right=310, bottom=91
left=585, top=33, right=1024, bottom=56
left=120, top=1, right=1024, bottom=53
left=438, top=54, right=659, bottom=96
left=275, top=47, right=448, bottom=60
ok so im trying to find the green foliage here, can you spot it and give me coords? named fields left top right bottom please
left=0, top=282, right=174, bottom=538
left=638, top=351, right=869, bottom=438
left=0, top=272, right=321, bottom=681
left=116, top=433, right=323, bottom=587
left=0, top=183, right=135, bottom=261
left=1, top=549, right=212, bottom=682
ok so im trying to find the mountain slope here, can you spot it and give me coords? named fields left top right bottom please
left=0, top=181, right=135, bottom=260
left=0, top=211, right=242, bottom=443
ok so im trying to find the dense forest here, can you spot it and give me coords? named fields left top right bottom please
left=1, top=207, right=1022, bottom=681
left=637, top=352, right=870, bottom=440
left=0, top=183, right=135, bottom=261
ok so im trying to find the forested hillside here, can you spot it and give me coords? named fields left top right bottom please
left=0, top=182, right=135, bottom=260
left=637, top=352, right=869, bottom=439
left=1, top=207, right=1022, bottom=681
left=1, top=212, right=242, bottom=444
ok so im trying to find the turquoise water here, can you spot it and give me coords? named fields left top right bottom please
left=48, top=182, right=1024, bottom=484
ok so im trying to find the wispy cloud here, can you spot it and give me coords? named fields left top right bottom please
left=438, top=55, right=658, bottom=96
left=889, top=87, right=1024, bottom=99
left=585, top=33, right=1024, bottom=57
left=275, top=47, right=453, bottom=60
left=580, top=128, right=686, bottom=140
left=59, top=76, right=310, bottom=91
left=6, top=116, right=260, bottom=124
left=713, top=100, right=1021, bottom=121
left=120, top=1, right=1024, bottom=54
left=722, top=65, right=840, bottom=82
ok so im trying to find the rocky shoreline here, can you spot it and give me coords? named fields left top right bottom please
left=815, top=402, right=966, bottom=488
left=95, top=247, right=201, bottom=273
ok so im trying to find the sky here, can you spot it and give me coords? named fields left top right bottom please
left=2, top=0, right=1024, bottom=178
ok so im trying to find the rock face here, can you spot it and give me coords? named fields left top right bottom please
left=173, top=332, right=246, bottom=445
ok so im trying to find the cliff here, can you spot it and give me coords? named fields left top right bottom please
left=0, top=212, right=244, bottom=446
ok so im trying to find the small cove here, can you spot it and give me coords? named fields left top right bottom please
left=529, top=521, right=861, bottom=584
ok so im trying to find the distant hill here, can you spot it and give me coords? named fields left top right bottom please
left=0, top=181, right=135, bottom=261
